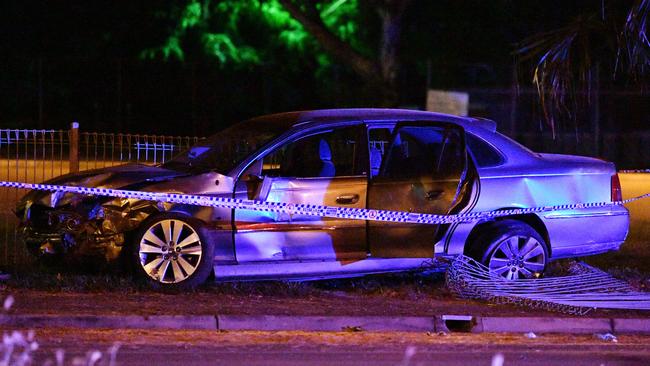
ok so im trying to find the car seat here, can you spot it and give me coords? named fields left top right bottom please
left=317, top=139, right=335, bottom=177
left=281, top=137, right=335, bottom=177
left=369, top=146, right=382, bottom=177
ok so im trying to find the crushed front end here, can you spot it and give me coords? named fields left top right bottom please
left=13, top=164, right=190, bottom=264
left=16, top=193, right=159, bottom=263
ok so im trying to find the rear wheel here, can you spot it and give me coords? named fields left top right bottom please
left=467, top=220, right=548, bottom=280
left=132, top=214, right=214, bottom=290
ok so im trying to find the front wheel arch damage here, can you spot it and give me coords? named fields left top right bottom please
left=464, top=216, right=550, bottom=279
left=131, top=213, right=215, bottom=290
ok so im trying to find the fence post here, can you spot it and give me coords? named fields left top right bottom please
left=69, top=121, right=79, bottom=173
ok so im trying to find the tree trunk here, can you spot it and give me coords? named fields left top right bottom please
left=375, top=0, right=411, bottom=106
left=278, top=0, right=380, bottom=82
left=279, top=0, right=412, bottom=106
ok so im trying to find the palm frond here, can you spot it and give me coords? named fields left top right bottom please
left=516, top=15, right=606, bottom=135
left=517, top=1, right=650, bottom=135
left=620, top=0, right=650, bottom=81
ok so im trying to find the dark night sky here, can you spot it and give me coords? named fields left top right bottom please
left=0, top=1, right=641, bottom=135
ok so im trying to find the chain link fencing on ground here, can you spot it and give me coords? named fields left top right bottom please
left=446, top=255, right=650, bottom=314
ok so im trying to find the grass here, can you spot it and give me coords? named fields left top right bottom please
left=3, top=261, right=448, bottom=301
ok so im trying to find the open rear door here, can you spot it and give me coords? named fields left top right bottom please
left=368, top=122, right=468, bottom=258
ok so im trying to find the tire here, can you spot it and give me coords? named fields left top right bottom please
left=467, top=219, right=548, bottom=280
left=132, top=214, right=214, bottom=290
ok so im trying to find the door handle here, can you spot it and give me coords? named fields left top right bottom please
left=336, top=194, right=359, bottom=204
left=425, top=190, right=444, bottom=200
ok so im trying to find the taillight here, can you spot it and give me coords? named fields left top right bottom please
left=611, top=173, right=622, bottom=202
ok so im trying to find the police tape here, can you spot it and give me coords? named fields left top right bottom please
left=2, top=180, right=649, bottom=225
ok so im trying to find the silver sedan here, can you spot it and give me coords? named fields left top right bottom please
left=16, top=109, right=629, bottom=289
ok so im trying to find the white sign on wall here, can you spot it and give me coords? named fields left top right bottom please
left=426, top=90, right=469, bottom=116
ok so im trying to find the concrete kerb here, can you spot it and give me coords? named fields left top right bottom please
left=1, top=314, right=650, bottom=334
left=0, top=314, right=217, bottom=330
left=217, top=315, right=437, bottom=332
left=476, top=316, right=612, bottom=334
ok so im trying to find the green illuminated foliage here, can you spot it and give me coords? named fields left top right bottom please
left=180, top=1, right=203, bottom=29
left=143, top=0, right=361, bottom=70
left=202, top=33, right=261, bottom=64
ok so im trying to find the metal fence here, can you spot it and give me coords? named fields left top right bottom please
left=0, top=126, right=202, bottom=268
left=466, top=87, right=650, bottom=169
left=515, top=131, right=650, bottom=169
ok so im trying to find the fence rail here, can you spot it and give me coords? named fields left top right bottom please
left=514, top=131, right=650, bottom=169
left=78, top=132, right=202, bottom=171
left=0, top=124, right=202, bottom=268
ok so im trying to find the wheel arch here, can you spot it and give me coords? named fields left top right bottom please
left=121, top=207, right=202, bottom=249
left=464, top=211, right=551, bottom=257
left=138, top=208, right=234, bottom=260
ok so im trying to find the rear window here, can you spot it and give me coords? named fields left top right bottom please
left=466, top=133, right=505, bottom=167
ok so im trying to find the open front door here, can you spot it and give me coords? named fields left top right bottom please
left=368, top=122, right=468, bottom=258
left=233, top=124, right=368, bottom=263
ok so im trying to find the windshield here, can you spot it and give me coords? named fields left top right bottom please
left=162, top=119, right=294, bottom=174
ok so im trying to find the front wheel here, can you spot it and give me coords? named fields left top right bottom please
left=467, top=220, right=548, bottom=280
left=132, top=214, right=214, bottom=290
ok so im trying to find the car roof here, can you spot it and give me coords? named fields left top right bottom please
left=247, top=108, right=496, bottom=131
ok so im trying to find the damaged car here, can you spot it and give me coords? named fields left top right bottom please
left=15, top=109, right=630, bottom=289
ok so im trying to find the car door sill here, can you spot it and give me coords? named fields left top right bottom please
left=213, top=257, right=438, bottom=282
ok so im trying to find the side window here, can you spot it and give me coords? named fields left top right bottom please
left=261, top=126, right=365, bottom=178
left=380, top=126, right=465, bottom=180
left=466, top=133, right=504, bottom=167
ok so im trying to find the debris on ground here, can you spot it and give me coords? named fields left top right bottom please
left=594, top=333, right=618, bottom=343
left=524, top=332, right=537, bottom=339
left=341, top=326, right=363, bottom=332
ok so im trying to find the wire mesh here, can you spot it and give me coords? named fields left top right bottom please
left=446, top=255, right=650, bottom=315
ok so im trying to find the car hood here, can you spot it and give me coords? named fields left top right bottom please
left=45, top=164, right=189, bottom=189
left=17, top=164, right=194, bottom=210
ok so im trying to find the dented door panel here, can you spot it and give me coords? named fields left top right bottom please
left=234, top=176, right=367, bottom=262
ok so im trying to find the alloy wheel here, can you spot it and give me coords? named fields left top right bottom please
left=488, top=235, right=546, bottom=280
left=138, top=219, right=203, bottom=283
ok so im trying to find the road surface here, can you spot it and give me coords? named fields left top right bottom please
left=14, top=328, right=650, bottom=366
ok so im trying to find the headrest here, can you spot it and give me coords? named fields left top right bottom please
left=369, top=146, right=382, bottom=168
left=319, top=139, right=332, bottom=161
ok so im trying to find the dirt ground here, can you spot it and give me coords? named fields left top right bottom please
left=2, top=277, right=650, bottom=319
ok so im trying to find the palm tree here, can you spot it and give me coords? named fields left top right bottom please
left=516, top=0, right=649, bottom=135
